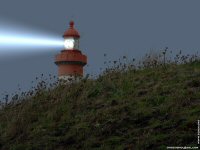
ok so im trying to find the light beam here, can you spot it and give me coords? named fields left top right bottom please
left=0, top=19, right=64, bottom=58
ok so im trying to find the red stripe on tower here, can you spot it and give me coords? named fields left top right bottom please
left=55, top=21, right=87, bottom=81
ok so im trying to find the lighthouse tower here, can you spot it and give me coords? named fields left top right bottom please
left=55, top=21, right=87, bottom=81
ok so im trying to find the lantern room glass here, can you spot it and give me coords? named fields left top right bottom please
left=64, top=38, right=79, bottom=50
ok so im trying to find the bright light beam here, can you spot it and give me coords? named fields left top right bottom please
left=0, top=19, right=64, bottom=58
left=0, top=35, right=63, bottom=47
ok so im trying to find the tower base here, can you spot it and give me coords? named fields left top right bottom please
left=58, top=75, right=82, bottom=83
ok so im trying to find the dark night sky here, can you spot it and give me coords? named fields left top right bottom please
left=0, top=0, right=200, bottom=97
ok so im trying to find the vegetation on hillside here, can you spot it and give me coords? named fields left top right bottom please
left=0, top=49, right=200, bottom=149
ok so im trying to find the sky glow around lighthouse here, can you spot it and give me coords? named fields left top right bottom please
left=0, top=19, right=64, bottom=58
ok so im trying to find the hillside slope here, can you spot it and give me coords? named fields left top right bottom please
left=0, top=61, right=200, bottom=150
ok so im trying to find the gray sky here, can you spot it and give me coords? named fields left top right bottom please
left=0, top=0, right=200, bottom=97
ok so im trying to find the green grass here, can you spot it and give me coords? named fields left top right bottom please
left=1, top=60, right=200, bottom=150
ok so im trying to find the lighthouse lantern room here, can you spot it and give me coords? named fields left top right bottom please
left=55, top=21, right=87, bottom=81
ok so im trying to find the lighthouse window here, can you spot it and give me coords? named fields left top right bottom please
left=64, top=38, right=75, bottom=49
left=64, top=38, right=79, bottom=50
left=74, top=39, right=79, bottom=49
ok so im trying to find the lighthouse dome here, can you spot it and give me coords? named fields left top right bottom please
left=63, top=21, right=80, bottom=38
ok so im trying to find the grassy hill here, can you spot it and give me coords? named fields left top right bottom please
left=0, top=52, right=200, bottom=150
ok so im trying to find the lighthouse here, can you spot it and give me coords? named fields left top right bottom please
left=55, top=21, right=87, bottom=81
